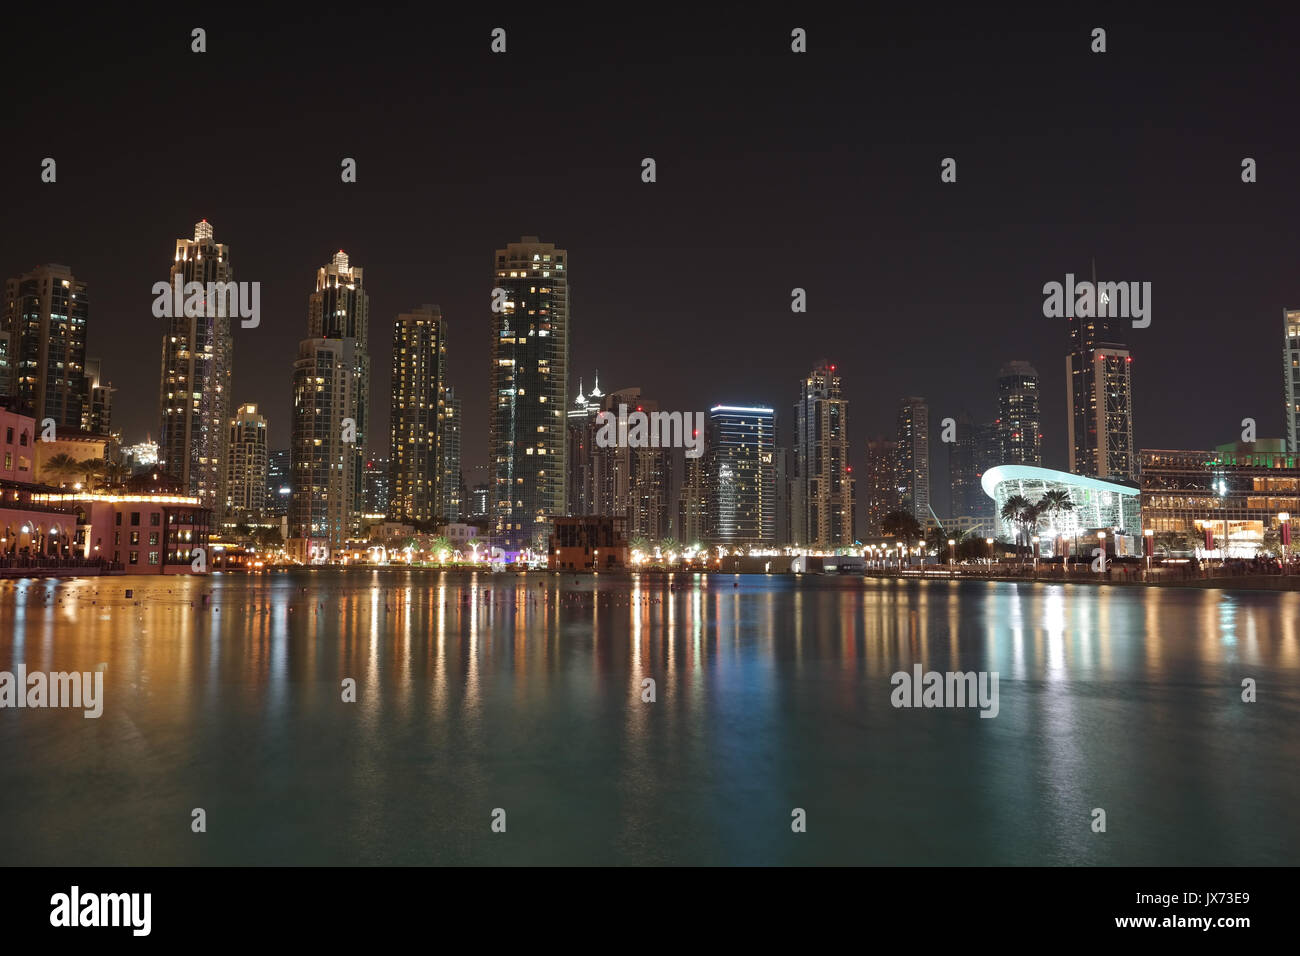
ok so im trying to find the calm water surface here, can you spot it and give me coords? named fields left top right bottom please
left=1, top=570, right=1297, bottom=865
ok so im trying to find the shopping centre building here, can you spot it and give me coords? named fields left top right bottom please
left=982, top=464, right=1142, bottom=556
left=1139, top=441, right=1300, bottom=557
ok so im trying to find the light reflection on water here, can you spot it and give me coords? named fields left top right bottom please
left=0, top=570, right=1297, bottom=865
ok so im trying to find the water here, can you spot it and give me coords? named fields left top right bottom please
left=1, top=570, right=1297, bottom=865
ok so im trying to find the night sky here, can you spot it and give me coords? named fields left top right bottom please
left=4, top=6, right=1298, bottom=515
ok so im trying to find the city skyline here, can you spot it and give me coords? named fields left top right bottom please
left=4, top=10, right=1297, bottom=525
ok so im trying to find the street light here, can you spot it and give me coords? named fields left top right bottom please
left=1031, top=535, right=1040, bottom=572
left=1143, top=527, right=1154, bottom=573
left=947, top=538, right=955, bottom=567
left=985, top=537, right=994, bottom=570
left=1279, top=512, right=1291, bottom=567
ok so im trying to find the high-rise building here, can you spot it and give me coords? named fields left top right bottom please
left=488, top=237, right=569, bottom=552
left=0, top=331, right=11, bottom=398
left=705, top=405, right=775, bottom=547
left=949, top=417, right=1001, bottom=520
left=225, top=403, right=268, bottom=521
left=265, top=449, right=291, bottom=517
left=1284, top=309, right=1300, bottom=454
left=289, top=336, right=359, bottom=559
left=470, top=482, right=489, bottom=520
left=81, top=358, right=114, bottom=436
left=389, top=305, right=445, bottom=524
left=156, top=222, right=234, bottom=511
left=864, top=438, right=900, bottom=536
left=289, top=251, right=370, bottom=558
left=678, top=444, right=708, bottom=546
left=793, top=362, right=855, bottom=547
left=996, top=361, right=1042, bottom=466
left=896, top=397, right=930, bottom=524
left=362, top=456, right=389, bottom=517
left=1066, top=265, right=1135, bottom=480
left=566, top=374, right=603, bottom=516
left=308, top=250, right=370, bottom=521
left=442, top=387, right=463, bottom=523
left=588, top=387, right=672, bottom=541
left=4, top=263, right=88, bottom=428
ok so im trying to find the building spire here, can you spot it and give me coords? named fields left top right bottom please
left=590, top=369, right=602, bottom=399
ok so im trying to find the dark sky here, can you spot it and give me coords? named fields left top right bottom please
left=4, top=6, right=1298, bottom=515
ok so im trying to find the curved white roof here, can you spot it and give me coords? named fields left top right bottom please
left=982, top=464, right=1140, bottom=500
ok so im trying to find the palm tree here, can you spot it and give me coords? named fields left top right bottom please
left=1036, top=489, right=1074, bottom=555
left=78, top=458, right=108, bottom=493
left=41, top=453, right=82, bottom=487
left=882, top=510, right=924, bottom=566
left=1000, top=494, right=1031, bottom=558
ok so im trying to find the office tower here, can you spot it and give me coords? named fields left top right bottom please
left=705, top=405, right=775, bottom=547
left=389, top=304, right=446, bottom=524
left=1285, top=309, right=1300, bottom=453
left=362, top=457, right=389, bottom=516
left=949, top=417, right=1000, bottom=519
left=896, top=397, right=930, bottom=524
left=289, top=336, right=359, bottom=558
left=588, top=387, right=671, bottom=540
left=265, top=449, right=291, bottom=517
left=4, top=263, right=88, bottom=428
left=81, top=358, right=114, bottom=436
left=470, top=483, right=489, bottom=519
left=678, top=444, right=708, bottom=545
left=226, top=403, right=268, bottom=521
left=441, top=387, right=462, bottom=522
left=1066, top=262, right=1136, bottom=479
left=864, top=438, right=900, bottom=536
left=949, top=414, right=979, bottom=518
left=307, top=250, right=370, bottom=523
left=488, top=237, right=569, bottom=552
left=996, top=361, right=1043, bottom=465
left=566, top=374, right=603, bottom=516
left=775, top=444, right=798, bottom=547
left=793, top=362, right=855, bottom=548
left=156, top=221, right=234, bottom=510
left=0, top=331, right=11, bottom=398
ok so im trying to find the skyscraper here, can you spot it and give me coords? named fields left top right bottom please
left=896, top=397, right=930, bottom=524
left=864, top=437, right=900, bottom=536
left=4, top=263, right=88, bottom=428
left=362, top=457, right=389, bottom=517
left=949, top=416, right=1000, bottom=520
left=996, top=361, right=1043, bottom=466
left=289, top=337, right=359, bottom=559
left=265, top=449, right=291, bottom=518
left=389, top=305, right=445, bottom=524
left=706, top=405, right=775, bottom=547
left=157, top=221, right=234, bottom=511
left=1066, top=264, right=1136, bottom=480
left=1284, top=309, right=1300, bottom=454
left=589, top=387, right=672, bottom=541
left=442, top=387, right=463, bottom=523
left=81, top=357, right=114, bottom=436
left=308, top=250, right=370, bottom=521
left=566, top=374, right=603, bottom=516
left=226, top=403, right=268, bottom=521
left=288, top=250, right=369, bottom=559
left=489, top=237, right=569, bottom=552
left=793, top=362, right=856, bottom=547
